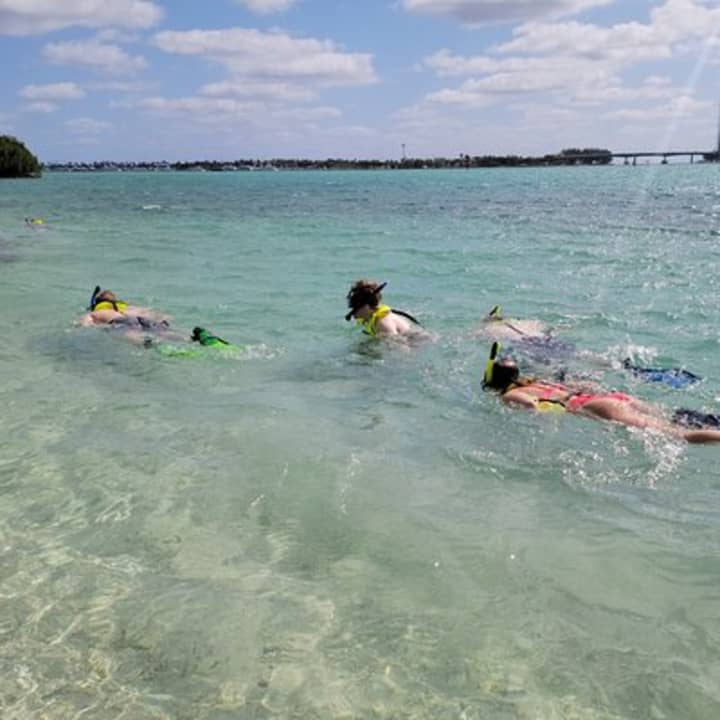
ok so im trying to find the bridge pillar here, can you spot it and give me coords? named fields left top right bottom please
left=632, top=156, right=637, bottom=166
left=690, top=154, right=694, bottom=164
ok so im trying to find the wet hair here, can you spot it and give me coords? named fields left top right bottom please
left=94, top=289, right=118, bottom=303
left=347, top=280, right=384, bottom=310
left=484, top=358, right=520, bottom=391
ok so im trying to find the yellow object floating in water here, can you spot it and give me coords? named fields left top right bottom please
left=537, top=399, right=565, bottom=413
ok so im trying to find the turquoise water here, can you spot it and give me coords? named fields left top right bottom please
left=1, top=166, right=720, bottom=719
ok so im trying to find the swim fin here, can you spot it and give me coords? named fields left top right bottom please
left=672, top=408, right=720, bottom=429
left=623, top=359, right=701, bottom=388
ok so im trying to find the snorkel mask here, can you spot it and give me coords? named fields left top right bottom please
left=345, top=281, right=387, bottom=321
left=482, top=342, right=519, bottom=390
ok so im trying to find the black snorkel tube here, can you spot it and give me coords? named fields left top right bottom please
left=89, top=285, right=101, bottom=310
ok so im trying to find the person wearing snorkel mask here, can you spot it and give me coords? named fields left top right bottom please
left=78, top=287, right=171, bottom=328
left=474, top=304, right=555, bottom=341
left=482, top=343, right=720, bottom=444
left=77, top=286, right=186, bottom=345
left=345, top=280, right=426, bottom=339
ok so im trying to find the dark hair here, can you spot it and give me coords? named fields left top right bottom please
left=95, top=289, right=118, bottom=303
left=347, top=279, right=384, bottom=311
left=484, top=359, right=519, bottom=391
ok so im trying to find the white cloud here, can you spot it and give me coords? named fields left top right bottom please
left=0, top=0, right=162, bottom=36
left=88, top=80, right=152, bottom=92
left=493, top=21, right=671, bottom=63
left=136, top=96, right=267, bottom=119
left=420, top=1, right=720, bottom=108
left=153, top=28, right=376, bottom=86
left=423, top=49, right=499, bottom=76
left=603, top=95, right=711, bottom=121
left=401, top=0, right=614, bottom=26
left=65, top=117, right=113, bottom=134
left=235, top=0, right=298, bottom=14
left=19, top=82, right=85, bottom=101
left=44, top=40, right=147, bottom=75
left=25, top=101, right=59, bottom=113
left=135, top=95, right=342, bottom=124
left=270, top=106, right=340, bottom=121
left=491, top=0, right=720, bottom=64
left=200, top=80, right=315, bottom=102
left=425, top=87, right=494, bottom=107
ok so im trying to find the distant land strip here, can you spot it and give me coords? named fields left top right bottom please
left=44, top=148, right=720, bottom=172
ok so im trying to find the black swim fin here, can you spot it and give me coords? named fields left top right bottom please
left=672, top=408, right=720, bottom=429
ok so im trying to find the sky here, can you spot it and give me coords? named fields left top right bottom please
left=1, top=0, right=720, bottom=162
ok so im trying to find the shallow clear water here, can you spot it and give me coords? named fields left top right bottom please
left=1, top=166, right=720, bottom=719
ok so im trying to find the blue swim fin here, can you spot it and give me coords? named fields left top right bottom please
left=623, top=359, right=701, bottom=388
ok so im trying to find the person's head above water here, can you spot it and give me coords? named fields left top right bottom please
left=483, top=342, right=520, bottom=391
left=345, top=279, right=387, bottom=321
left=88, top=286, right=129, bottom=313
left=95, top=289, right=118, bottom=303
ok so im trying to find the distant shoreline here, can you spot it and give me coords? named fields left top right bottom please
left=43, top=149, right=718, bottom=173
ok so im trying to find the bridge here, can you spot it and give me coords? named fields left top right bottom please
left=560, top=150, right=718, bottom=165
left=612, top=151, right=716, bottom=165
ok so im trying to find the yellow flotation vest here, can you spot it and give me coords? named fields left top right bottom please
left=358, top=304, right=392, bottom=337
left=92, top=300, right=129, bottom=312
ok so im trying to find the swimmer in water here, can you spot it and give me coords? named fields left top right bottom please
left=77, top=286, right=184, bottom=345
left=474, top=305, right=551, bottom=341
left=476, top=306, right=699, bottom=387
left=482, top=343, right=720, bottom=444
left=345, top=280, right=427, bottom=339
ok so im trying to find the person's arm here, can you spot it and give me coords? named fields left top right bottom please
left=502, top=388, right=544, bottom=410
left=76, top=312, right=96, bottom=327
left=77, top=309, right=123, bottom=326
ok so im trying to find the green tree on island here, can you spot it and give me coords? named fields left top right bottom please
left=0, top=135, right=41, bottom=178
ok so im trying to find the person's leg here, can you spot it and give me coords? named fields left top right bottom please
left=576, top=397, right=683, bottom=435
left=571, top=397, right=720, bottom=443
left=682, top=429, right=720, bottom=443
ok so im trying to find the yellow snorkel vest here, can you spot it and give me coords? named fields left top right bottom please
left=358, top=304, right=392, bottom=337
left=92, top=300, right=129, bottom=312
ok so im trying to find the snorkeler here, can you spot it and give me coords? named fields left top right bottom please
left=79, top=286, right=171, bottom=327
left=78, top=285, right=183, bottom=345
left=482, top=343, right=720, bottom=444
left=345, top=280, right=426, bottom=338
left=475, top=305, right=552, bottom=341
left=479, top=306, right=702, bottom=388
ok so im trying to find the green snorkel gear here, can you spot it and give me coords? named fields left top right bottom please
left=483, top=341, right=501, bottom=387
left=191, top=327, right=231, bottom=347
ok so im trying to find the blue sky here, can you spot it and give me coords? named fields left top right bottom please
left=1, top=0, right=719, bottom=162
